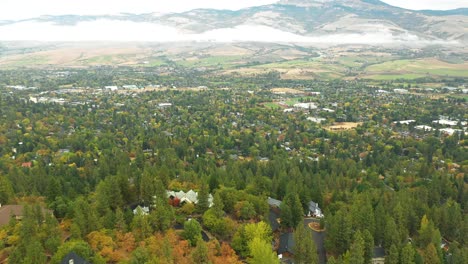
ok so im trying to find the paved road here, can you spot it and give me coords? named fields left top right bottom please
left=304, top=218, right=327, bottom=264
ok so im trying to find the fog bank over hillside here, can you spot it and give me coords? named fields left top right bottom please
left=0, top=19, right=461, bottom=46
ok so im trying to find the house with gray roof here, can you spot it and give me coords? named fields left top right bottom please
left=308, top=201, right=324, bottom=218
left=268, top=197, right=282, bottom=208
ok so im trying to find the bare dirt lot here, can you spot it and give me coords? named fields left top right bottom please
left=325, top=122, right=362, bottom=131
left=271, top=88, right=305, bottom=94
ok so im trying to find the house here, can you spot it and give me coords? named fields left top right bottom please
left=441, top=238, right=450, bottom=252
left=122, top=85, right=138, bottom=89
left=183, top=190, right=198, bottom=204
left=166, top=190, right=214, bottom=207
left=158, top=103, right=173, bottom=108
left=308, top=201, right=324, bottom=218
left=278, top=232, right=295, bottom=255
left=60, top=252, right=91, bottom=264
left=268, top=197, right=282, bottom=208
left=433, top=119, right=467, bottom=126
left=394, top=89, right=409, bottom=94
left=104, top=86, right=118, bottom=91
left=415, top=125, right=433, bottom=131
left=372, top=247, right=385, bottom=264
left=132, top=206, right=150, bottom=215
left=393, top=120, right=415, bottom=125
left=440, top=128, right=463, bottom=136
left=442, top=86, right=458, bottom=92
left=307, top=117, right=326, bottom=124
left=0, top=204, right=52, bottom=227
left=294, top=102, right=317, bottom=110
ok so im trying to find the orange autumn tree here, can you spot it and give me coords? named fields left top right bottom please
left=207, top=240, right=242, bottom=264
left=87, top=230, right=124, bottom=263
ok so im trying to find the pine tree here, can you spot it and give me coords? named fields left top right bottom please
left=280, top=202, right=293, bottom=228
left=348, top=231, right=365, bottom=264
left=140, top=168, right=157, bottom=206
left=327, top=210, right=352, bottom=255
left=151, top=198, right=175, bottom=232
left=417, top=215, right=438, bottom=248
left=291, top=194, right=304, bottom=228
left=384, top=217, right=399, bottom=252
left=212, top=192, right=224, bottom=217
left=197, top=183, right=210, bottom=213
left=115, top=208, right=127, bottom=232
left=400, top=243, right=415, bottom=264
left=363, top=229, right=374, bottom=264
left=0, top=175, right=14, bottom=204
left=293, top=222, right=318, bottom=264
left=374, top=201, right=386, bottom=245
left=385, top=244, right=399, bottom=264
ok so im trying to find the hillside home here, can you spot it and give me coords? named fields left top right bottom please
left=308, top=201, right=324, bottom=218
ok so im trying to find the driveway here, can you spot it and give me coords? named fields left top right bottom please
left=304, top=218, right=327, bottom=264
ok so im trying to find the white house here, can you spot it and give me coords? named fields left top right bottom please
left=133, top=206, right=150, bottom=215
left=308, top=201, right=324, bottom=218
left=165, top=190, right=213, bottom=207
left=393, top=120, right=416, bottom=125
left=294, top=102, right=317, bottom=110
left=415, top=125, right=433, bottom=131
left=394, top=89, right=409, bottom=94
left=440, top=128, right=463, bottom=136
left=307, top=117, right=326, bottom=124
left=104, top=86, right=118, bottom=91
left=433, top=120, right=466, bottom=126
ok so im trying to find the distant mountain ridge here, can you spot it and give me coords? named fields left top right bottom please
left=0, top=0, right=467, bottom=44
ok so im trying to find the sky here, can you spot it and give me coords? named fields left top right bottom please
left=0, top=0, right=467, bottom=20
left=382, top=0, right=467, bottom=10
left=0, top=0, right=279, bottom=20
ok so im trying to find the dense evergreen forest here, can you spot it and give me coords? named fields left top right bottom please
left=0, top=68, right=466, bottom=264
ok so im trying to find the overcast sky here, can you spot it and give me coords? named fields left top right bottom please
left=382, top=0, right=467, bottom=10
left=0, top=0, right=467, bottom=20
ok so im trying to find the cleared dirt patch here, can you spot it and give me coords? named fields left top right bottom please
left=325, top=122, right=362, bottom=131
left=271, top=88, right=305, bottom=94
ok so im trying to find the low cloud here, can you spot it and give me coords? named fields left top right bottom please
left=0, top=19, right=459, bottom=46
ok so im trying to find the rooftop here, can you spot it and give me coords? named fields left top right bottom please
left=278, top=232, right=295, bottom=255
left=268, top=197, right=282, bottom=207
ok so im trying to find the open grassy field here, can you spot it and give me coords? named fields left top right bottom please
left=263, top=102, right=281, bottom=109
left=143, top=59, right=168, bottom=67
left=362, top=58, right=468, bottom=79
left=1, top=43, right=467, bottom=81
left=365, top=74, right=427, bottom=80
left=0, top=55, right=50, bottom=67
left=175, top=55, right=245, bottom=68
